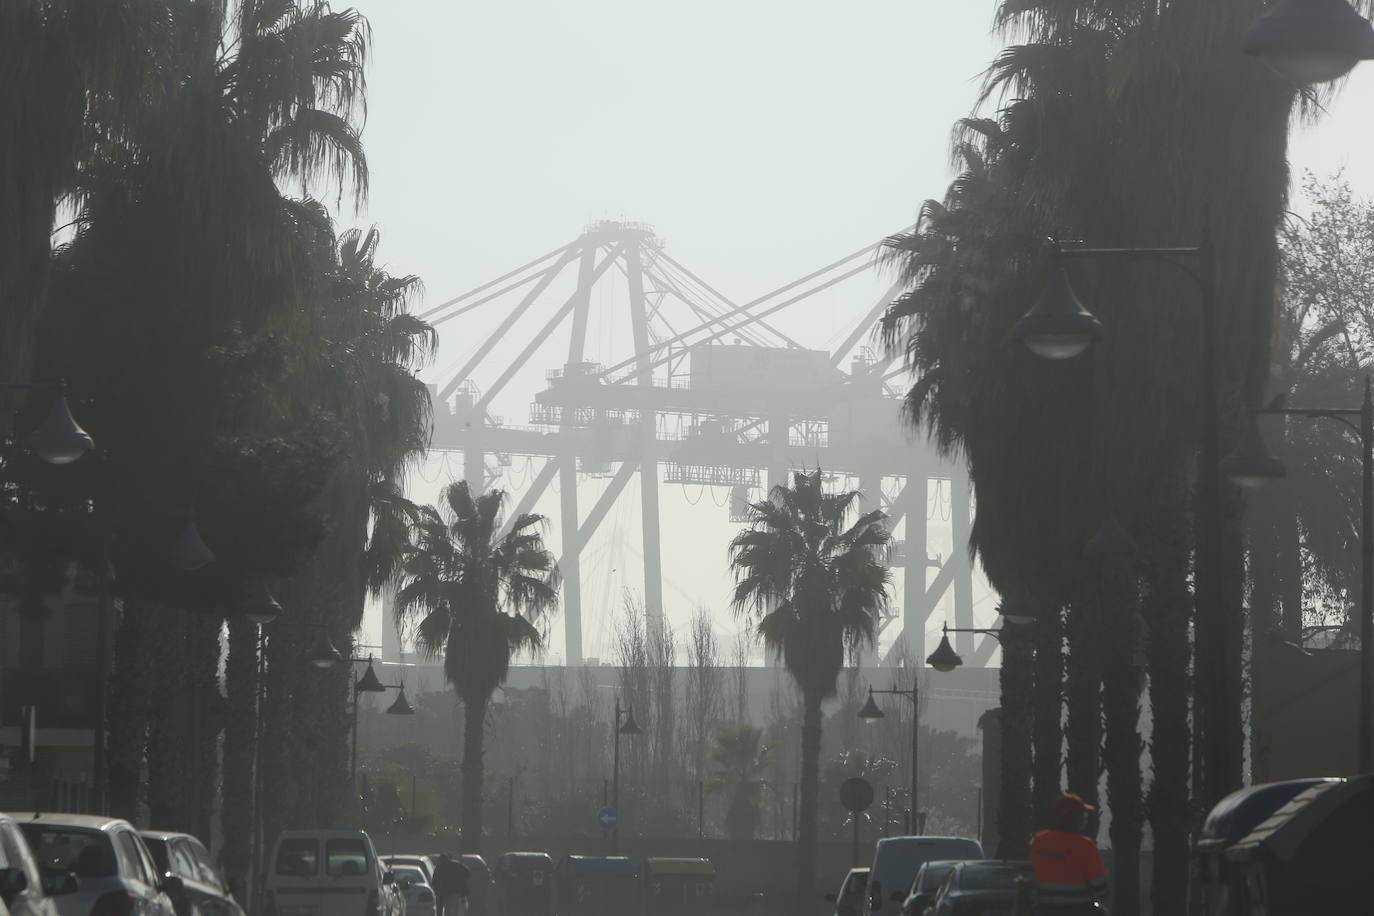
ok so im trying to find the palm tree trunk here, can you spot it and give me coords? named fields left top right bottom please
left=1143, top=515, right=1192, bottom=916
left=797, top=688, right=823, bottom=903
left=997, top=632, right=1034, bottom=858
left=1097, top=559, right=1143, bottom=916
left=1031, top=605, right=1064, bottom=825
left=221, top=616, right=257, bottom=879
left=462, top=695, right=488, bottom=851
left=107, top=600, right=157, bottom=821
left=1064, top=590, right=1102, bottom=812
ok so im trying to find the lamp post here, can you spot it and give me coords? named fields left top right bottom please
left=1221, top=375, right=1374, bottom=771
left=1242, top=0, right=1374, bottom=86
left=611, top=698, right=642, bottom=855
left=858, top=684, right=922, bottom=832
left=1011, top=235, right=1239, bottom=804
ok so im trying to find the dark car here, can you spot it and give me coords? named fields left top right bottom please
left=139, top=832, right=245, bottom=916
left=899, top=861, right=963, bottom=916
left=929, top=861, right=1032, bottom=916
left=460, top=854, right=491, bottom=916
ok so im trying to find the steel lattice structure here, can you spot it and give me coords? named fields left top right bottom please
left=421, top=221, right=988, bottom=665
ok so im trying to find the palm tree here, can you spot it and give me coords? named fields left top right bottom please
left=728, top=468, right=892, bottom=901
left=397, top=482, right=559, bottom=851
left=0, top=0, right=167, bottom=430
left=707, top=724, right=772, bottom=841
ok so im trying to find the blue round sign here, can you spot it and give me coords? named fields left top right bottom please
left=597, top=806, right=620, bottom=831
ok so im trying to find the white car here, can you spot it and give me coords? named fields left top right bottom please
left=1, top=812, right=75, bottom=916
left=17, top=814, right=176, bottom=916
left=379, top=862, right=434, bottom=916
left=263, top=830, right=403, bottom=916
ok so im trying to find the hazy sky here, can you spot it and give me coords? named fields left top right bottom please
left=349, top=1, right=1374, bottom=661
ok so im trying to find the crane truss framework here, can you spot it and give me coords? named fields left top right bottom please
left=424, top=221, right=982, bottom=665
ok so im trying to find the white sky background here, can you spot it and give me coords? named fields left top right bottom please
left=349, top=0, right=1374, bottom=663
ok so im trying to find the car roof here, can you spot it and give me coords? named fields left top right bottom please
left=848, top=867, right=870, bottom=875
left=277, top=830, right=372, bottom=840
left=12, top=813, right=131, bottom=831
left=140, top=831, right=199, bottom=842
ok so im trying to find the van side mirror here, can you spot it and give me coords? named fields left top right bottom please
left=0, top=867, right=28, bottom=895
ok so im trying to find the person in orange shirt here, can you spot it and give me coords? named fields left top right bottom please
left=1030, top=793, right=1109, bottom=915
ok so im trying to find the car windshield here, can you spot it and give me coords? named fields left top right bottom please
left=276, top=839, right=319, bottom=877
left=326, top=838, right=370, bottom=878
left=142, top=837, right=170, bottom=874
left=393, top=866, right=425, bottom=884
left=958, top=866, right=1025, bottom=891
left=920, top=866, right=954, bottom=891
left=20, top=826, right=117, bottom=879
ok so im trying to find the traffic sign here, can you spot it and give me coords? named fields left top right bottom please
left=839, top=777, right=875, bottom=812
left=597, top=806, right=620, bottom=830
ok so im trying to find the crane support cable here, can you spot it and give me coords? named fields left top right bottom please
left=656, top=249, right=803, bottom=349
left=596, top=239, right=882, bottom=380
left=437, top=244, right=583, bottom=401
left=473, top=243, right=627, bottom=412
left=602, top=259, right=874, bottom=384
left=417, top=240, right=574, bottom=321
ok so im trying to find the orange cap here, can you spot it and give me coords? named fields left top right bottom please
left=1053, top=793, right=1096, bottom=819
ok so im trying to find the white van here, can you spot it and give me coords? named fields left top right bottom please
left=262, top=829, right=404, bottom=916
left=865, top=835, right=983, bottom=916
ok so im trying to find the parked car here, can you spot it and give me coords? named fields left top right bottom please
left=379, top=861, right=434, bottom=916
left=18, top=814, right=176, bottom=916
left=865, top=837, right=983, bottom=916
left=822, top=867, right=868, bottom=916
left=380, top=856, right=435, bottom=883
left=262, top=830, right=402, bottom=916
left=458, top=856, right=489, bottom=916
left=928, top=860, right=1033, bottom=916
left=138, top=832, right=244, bottom=916
left=0, top=812, right=76, bottom=916
left=899, top=861, right=963, bottom=916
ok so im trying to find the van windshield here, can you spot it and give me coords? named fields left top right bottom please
left=276, top=839, right=319, bottom=877
left=326, top=838, right=370, bottom=878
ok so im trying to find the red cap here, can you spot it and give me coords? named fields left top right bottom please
left=1053, top=793, right=1095, bottom=819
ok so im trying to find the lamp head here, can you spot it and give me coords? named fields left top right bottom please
left=169, top=519, right=216, bottom=572
left=355, top=658, right=386, bottom=693
left=926, top=631, right=963, bottom=672
left=243, top=580, right=283, bottom=626
left=1243, top=0, right=1374, bottom=86
left=386, top=685, right=416, bottom=716
left=1011, top=266, right=1104, bottom=360
left=858, top=687, right=885, bottom=722
left=1221, top=419, right=1288, bottom=489
left=619, top=707, right=643, bottom=735
left=23, top=393, right=94, bottom=465
left=306, top=632, right=344, bottom=669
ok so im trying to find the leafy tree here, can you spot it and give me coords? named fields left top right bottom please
left=707, top=724, right=772, bottom=841
left=397, top=482, right=559, bottom=851
left=728, top=468, right=892, bottom=900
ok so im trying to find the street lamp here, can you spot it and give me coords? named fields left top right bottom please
left=1221, top=375, right=1374, bottom=771
left=1011, top=234, right=1240, bottom=804
left=858, top=684, right=922, bottom=831
left=1243, top=0, right=1374, bottom=86
left=243, top=581, right=284, bottom=626
left=611, top=698, right=642, bottom=855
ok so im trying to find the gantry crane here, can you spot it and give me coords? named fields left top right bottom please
left=421, top=221, right=989, bottom=666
